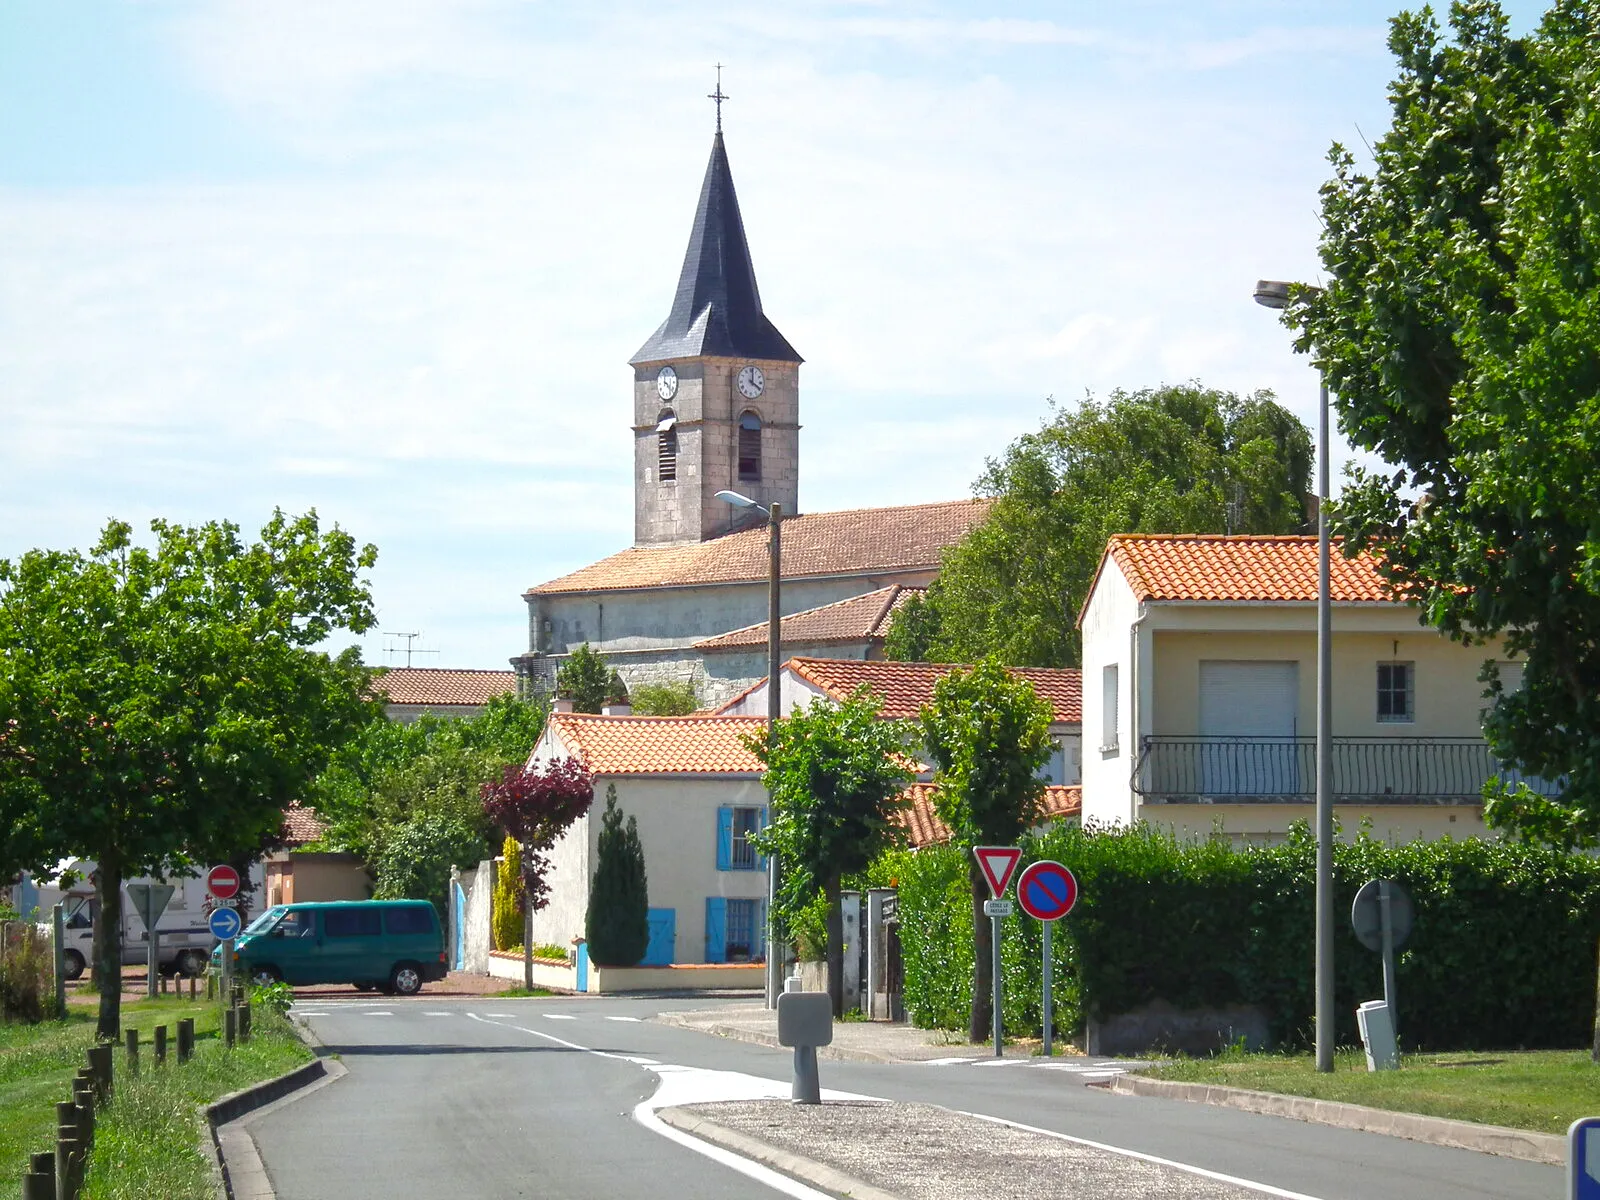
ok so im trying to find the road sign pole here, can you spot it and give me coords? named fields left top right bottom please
left=991, top=913, right=1003, bottom=1058
left=147, top=928, right=158, bottom=998
left=221, top=937, right=233, bottom=1000
left=1380, top=880, right=1398, bottom=1041
left=1042, top=920, right=1053, bottom=1058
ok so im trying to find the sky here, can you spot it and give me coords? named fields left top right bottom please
left=0, top=1, right=1551, bottom=670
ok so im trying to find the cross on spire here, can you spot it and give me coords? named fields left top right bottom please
left=708, top=63, right=729, bottom=132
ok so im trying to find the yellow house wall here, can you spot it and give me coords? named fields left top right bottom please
left=1150, top=628, right=1509, bottom=738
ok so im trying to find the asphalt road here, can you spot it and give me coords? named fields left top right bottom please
left=247, top=995, right=1563, bottom=1200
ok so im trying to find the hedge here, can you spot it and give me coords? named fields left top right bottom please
left=883, top=822, right=1600, bottom=1051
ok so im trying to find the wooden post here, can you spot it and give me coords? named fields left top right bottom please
left=124, top=1028, right=138, bottom=1078
left=206, top=970, right=215, bottom=1002
left=1592, top=935, right=1599, bottom=1064
left=177, top=1018, right=194, bottom=1064
left=224, top=1006, right=236, bottom=1049
left=189, top=974, right=197, bottom=1001
left=86, top=1045, right=112, bottom=1103
left=154, top=1025, right=167, bottom=1066
left=28, top=1152, right=54, bottom=1195
left=71, top=1081, right=93, bottom=1153
left=239, top=1002, right=252, bottom=1043
left=22, top=1171, right=53, bottom=1200
left=55, top=1099, right=79, bottom=1200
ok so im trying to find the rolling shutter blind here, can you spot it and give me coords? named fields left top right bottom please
left=1199, top=661, right=1298, bottom=737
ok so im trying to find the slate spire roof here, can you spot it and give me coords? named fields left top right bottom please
left=630, top=130, right=802, bottom=365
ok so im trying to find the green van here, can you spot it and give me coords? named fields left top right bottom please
left=220, top=900, right=447, bottom=995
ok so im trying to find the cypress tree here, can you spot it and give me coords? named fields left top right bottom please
left=492, top=835, right=524, bottom=952
left=586, top=785, right=649, bottom=966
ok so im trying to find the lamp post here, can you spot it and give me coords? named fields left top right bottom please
left=1254, top=279, right=1335, bottom=1074
left=716, top=488, right=783, bottom=1009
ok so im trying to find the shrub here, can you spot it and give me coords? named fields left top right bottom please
left=630, top=680, right=698, bottom=716
left=884, top=821, right=1600, bottom=1050
left=0, top=920, right=55, bottom=1023
left=586, top=787, right=649, bottom=967
left=371, top=812, right=486, bottom=921
left=492, top=835, right=524, bottom=952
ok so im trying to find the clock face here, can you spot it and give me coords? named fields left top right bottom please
left=737, top=364, right=765, bottom=399
left=656, top=366, right=678, bottom=401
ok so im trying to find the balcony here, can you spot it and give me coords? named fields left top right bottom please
left=1132, top=736, right=1559, bottom=804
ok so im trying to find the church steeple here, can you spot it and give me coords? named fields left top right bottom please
left=629, top=129, right=802, bottom=366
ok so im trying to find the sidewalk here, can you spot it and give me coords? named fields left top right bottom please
left=656, top=1004, right=1014, bottom=1064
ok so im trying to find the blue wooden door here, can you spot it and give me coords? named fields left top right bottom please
left=576, top=942, right=589, bottom=992
left=642, top=909, right=675, bottom=966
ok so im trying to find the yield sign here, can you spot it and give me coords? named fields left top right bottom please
left=974, top=846, right=1023, bottom=897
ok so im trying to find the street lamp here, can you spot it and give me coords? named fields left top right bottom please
left=1254, top=279, right=1335, bottom=1074
left=715, top=488, right=783, bottom=1009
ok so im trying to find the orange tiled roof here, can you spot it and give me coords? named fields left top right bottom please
left=1103, top=534, right=1395, bottom=604
left=527, top=499, right=990, bottom=595
left=694, top=586, right=923, bottom=652
left=898, top=783, right=1081, bottom=848
left=281, top=802, right=327, bottom=847
left=782, top=657, right=1082, bottom=724
left=548, top=712, right=767, bottom=776
left=372, top=667, right=517, bottom=707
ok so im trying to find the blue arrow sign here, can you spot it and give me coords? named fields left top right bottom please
left=1573, top=1118, right=1600, bottom=1200
left=208, top=906, right=242, bottom=941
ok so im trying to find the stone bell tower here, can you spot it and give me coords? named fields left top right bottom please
left=628, top=107, right=803, bottom=545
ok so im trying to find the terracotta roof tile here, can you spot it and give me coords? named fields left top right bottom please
left=528, top=499, right=990, bottom=595
left=1104, top=534, right=1394, bottom=604
left=548, top=712, right=767, bottom=776
left=372, top=667, right=517, bottom=707
left=281, top=801, right=327, bottom=847
left=897, top=783, right=1081, bottom=848
left=783, top=657, right=1082, bottom=724
left=694, top=585, right=922, bottom=651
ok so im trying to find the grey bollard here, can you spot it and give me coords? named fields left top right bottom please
left=224, top=1006, right=236, bottom=1049
left=177, top=1018, right=194, bottom=1064
left=154, top=1025, right=167, bottom=1065
left=776, top=991, right=833, bottom=1106
left=124, top=1028, right=138, bottom=1078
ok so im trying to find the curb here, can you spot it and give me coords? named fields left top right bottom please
left=657, top=1106, right=902, bottom=1200
left=208, top=1016, right=349, bottom=1199
left=1109, top=1074, right=1566, bottom=1165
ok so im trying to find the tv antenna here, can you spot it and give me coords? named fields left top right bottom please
left=383, top=631, right=439, bottom=668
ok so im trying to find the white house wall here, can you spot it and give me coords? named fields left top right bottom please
left=1080, top=558, right=1142, bottom=827
left=526, top=775, right=770, bottom=963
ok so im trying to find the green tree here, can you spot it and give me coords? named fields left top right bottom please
left=750, top=689, right=914, bottom=1016
left=0, top=511, right=377, bottom=1039
left=630, top=680, right=699, bottom=716
left=492, top=834, right=524, bottom=952
left=919, top=658, right=1053, bottom=1042
left=371, top=812, right=484, bottom=921
left=1290, top=0, right=1600, bottom=848
left=885, top=385, right=1311, bottom=667
left=585, top=785, right=650, bottom=966
left=555, top=643, right=611, bottom=713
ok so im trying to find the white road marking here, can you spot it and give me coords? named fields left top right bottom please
left=464, top=1012, right=864, bottom=1199
left=605, top=1015, right=643, bottom=1022
left=958, top=1110, right=1327, bottom=1200
left=543, top=1013, right=577, bottom=1020
left=920, top=1056, right=976, bottom=1066
left=423, top=1011, right=453, bottom=1017
left=481, top=1012, right=515, bottom=1017
left=364, top=1011, right=394, bottom=1017
left=293, top=1011, right=328, bottom=1017
left=971, top=1057, right=1026, bottom=1067
left=622, top=1056, right=660, bottom=1065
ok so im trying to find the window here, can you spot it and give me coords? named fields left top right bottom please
left=1377, top=661, right=1414, bottom=723
left=324, top=908, right=381, bottom=937
left=657, top=409, right=677, bottom=482
left=737, top=411, right=762, bottom=481
left=718, top=805, right=764, bottom=870
left=725, top=898, right=758, bottom=961
left=275, top=910, right=315, bottom=938
left=1101, top=664, right=1120, bottom=753
left=384, top=906, right=435, bottom=935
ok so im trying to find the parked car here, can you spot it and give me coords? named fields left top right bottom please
left=217, top=900, right=447, bottom=995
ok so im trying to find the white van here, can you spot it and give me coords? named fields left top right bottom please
left=23, top=860, right=265, bottom=980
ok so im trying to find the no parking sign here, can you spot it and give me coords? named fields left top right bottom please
left=1017, top=860, right=1079, bottom=1059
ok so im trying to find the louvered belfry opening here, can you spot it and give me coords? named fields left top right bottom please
left=658, top=409, right=678, bottom=481
left=737, top=411, right=761, bottom=481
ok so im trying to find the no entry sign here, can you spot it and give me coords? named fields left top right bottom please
left=206, top=864, right=241, bottom=900
left=1017, top=861, right=1078, bottom=922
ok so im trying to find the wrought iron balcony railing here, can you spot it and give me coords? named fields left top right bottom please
left=1132, top=736, right=1559, bottom=803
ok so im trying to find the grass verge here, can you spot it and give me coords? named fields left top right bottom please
left=1, top=996, right=310, bottom=1199
left=491, top=987, right=553, bottom=998
left=1141, top=1046, right=1599, bottom=1134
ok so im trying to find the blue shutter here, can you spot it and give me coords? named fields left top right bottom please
left=756, top=807, right=769, bottom=872
left=756, top=898, right=767, bottom=961
left=716, top=806, right=734, bottom=871
left=705, top=897, right=728, bottom=963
